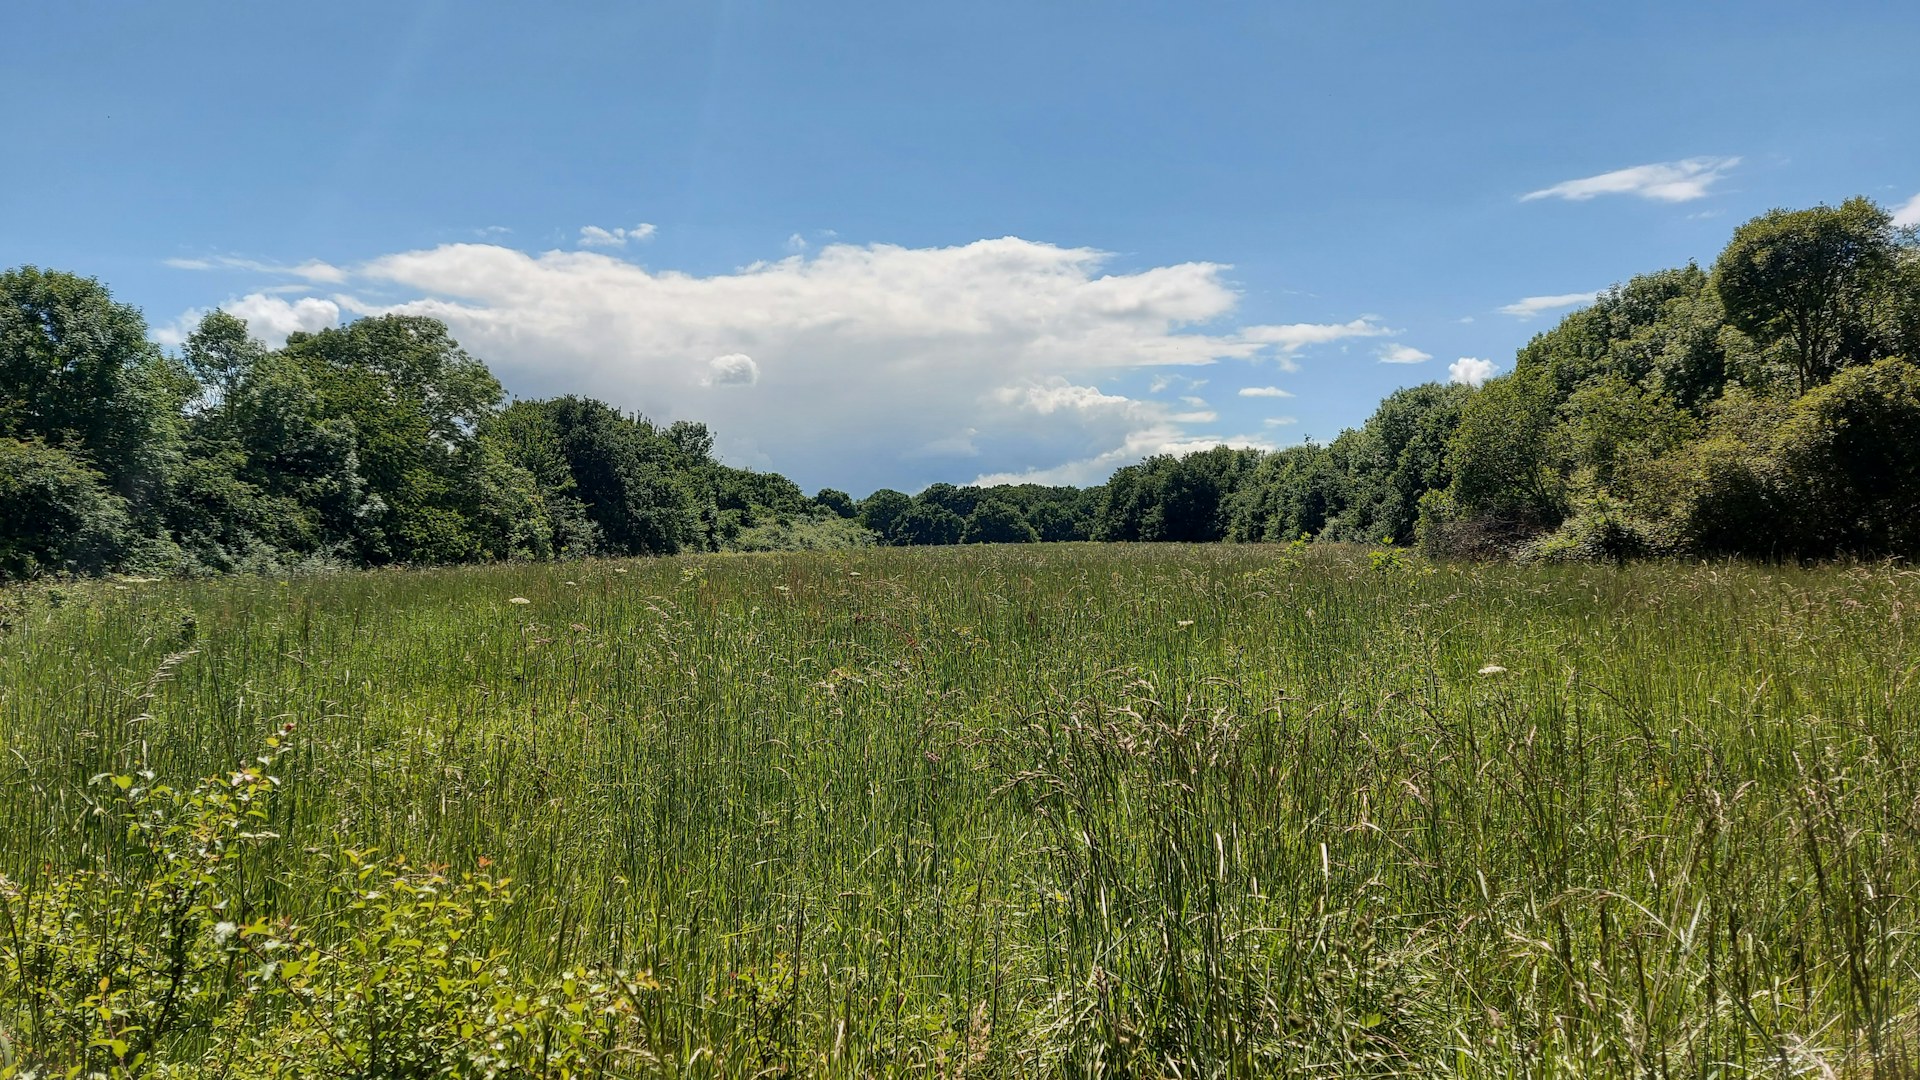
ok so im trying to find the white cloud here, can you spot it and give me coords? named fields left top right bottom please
left=1378, top=343, right=1432, bottom=364
left=152, top=293, right=342, bottom=349
left=702, top=353, right=759, bottom=387
left=1262, top=416, right=1299, bottom=427
left=971, top=426, right=1278, bottom=487
left=1449, top=356, right=1497, bottom=387
left=1499, top=290, right=1599, bottom=319
left=164, top=255, right=347, bottom=284
left=1237, top=386, right=1294, bottom=398
left=1236, top=317, right=1392, bottom=370
left=786, top=233, right=808, bottom=252
left=1893, top=192, right=1920, bottom=228
left=166, top=236, right=1399, bottom=491
left=1522, top=157, right=1740, bottom=203
left=577, top=223, right=657, bottom=248
left=993, top=379, right=1134, bottom=416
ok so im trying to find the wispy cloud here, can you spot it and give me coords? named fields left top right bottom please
left=578, top=223, right=657, bottom=248
left=1377, top=343, right=1431, bottom=364
left=1522, top=157, right=1740, bottom=204
left=1499, top=291, right=1599, bottom=319
left=1237, top=386, right=1293, bottom=398
left=1893, top=192, right=1920, bottom=228
left=1235, top=318, right=1393, bottom=371
left=164, top=255, right=347, bottom=284
left=1449, top=357, right=1497, bottom=387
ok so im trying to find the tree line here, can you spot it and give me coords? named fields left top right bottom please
left=1098, top=196, right=1920, bottom=562
left=4, top=196, right=1917, bottom=580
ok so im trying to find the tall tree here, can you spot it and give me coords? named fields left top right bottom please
left=0, top=266, right=187, bottom=515
left=280, top=315, right=505, bottom=562
left=1713, top=197, right=1900, bottom=394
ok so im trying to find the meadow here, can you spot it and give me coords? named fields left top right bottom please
left=1, top=544, right=1917, bottom=1077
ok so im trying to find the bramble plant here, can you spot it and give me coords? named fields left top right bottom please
left=0, top=726, right=665, bottom=1079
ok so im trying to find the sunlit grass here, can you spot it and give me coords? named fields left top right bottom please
left=3, top=545, right=1917, bottom=1075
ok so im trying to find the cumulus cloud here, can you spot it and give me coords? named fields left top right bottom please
left=1499, top=291, right=1599, bottom=319
left=1449, top=357, right=1497, bottom=387
left=577, top=223, right=657, bottom=248
left=1522, top=157, right=1740, bottom=203
left=1378, top=343, right=1432, bottom=364
left=152, top=293, right=342, bottom=348
left=1238, top=385, right=1294, bottom=398
left=163, top=236, right=1402, bottom=491
left=1893, top=192, right=1920, bottom=228
left=702, top=353, right=759, bottom=387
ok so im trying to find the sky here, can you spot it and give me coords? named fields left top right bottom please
left=7, top=2, right=1919, bottom=495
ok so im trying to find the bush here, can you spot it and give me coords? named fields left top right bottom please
left=0, top=438, right=135, bottom=580
left=0, top=731, right=668, bottom=1078
left=1772, top=357, right=1920, bottom=557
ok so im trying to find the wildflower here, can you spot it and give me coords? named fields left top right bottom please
left=613, top=568, right=628, bottom=574
left=564, top=580, right=578, bottom=586
left=1478, top=664, right=1507, bottom=675
left=213, top=921, right=239, bottom=946
left=1176, top=619, right=1195, bottom=628
left=508, top=597, right=532, bottom=605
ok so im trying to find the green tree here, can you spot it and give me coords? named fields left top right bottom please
left=0, top=266, right=187, bottom=520
left=535, top=396, right=700, bottom=556
left=962, top=498, right=1038, bottom=544
left=1772, top=357, right=1920, bottom=556
left=1713, top=198, right=1901, bottom=394
left=182, top=308, right=266, bottom=409
left=280, top=316, right=506, bottom=563
left=483, top=400, right=599, bottom=556
left=858, top=489, right=913, bottom=542
left=0, top=438, right=134, bottom=579
left=1443, top=369, right=1564, bottom=538
left=915, top=482, right=980, bottom=520
left=813, top=488, right=857, bottom=518
left=892, top=502, right=964, bottom=546
left=1226, top=444, right=1341, bottom=543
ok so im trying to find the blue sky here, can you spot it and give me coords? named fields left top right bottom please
left=7, top=2, right=1918, bottom=494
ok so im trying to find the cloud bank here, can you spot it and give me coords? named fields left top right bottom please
left=163, top=237, right=1405, bottom=492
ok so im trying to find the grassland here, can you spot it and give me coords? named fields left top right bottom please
left=2, top=545, right=1918, bottom=1077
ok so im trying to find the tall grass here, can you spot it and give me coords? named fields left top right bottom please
left=2, top=545, right=1917, bottom=1075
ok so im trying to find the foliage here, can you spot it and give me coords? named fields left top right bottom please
left=0, top=438, right=136, bottom=578
left=0, top=728, right=664, bottom=1078
left=1713, top=197, right=1902, bottom=393
left=890, top=501, right=964, bottom=546
left=960, top=497, right=1037, bottom=544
